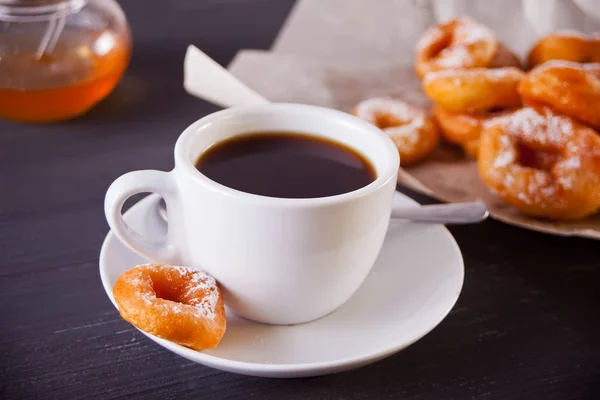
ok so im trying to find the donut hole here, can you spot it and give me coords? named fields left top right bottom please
left=486, top=107, right=508, bottom=116
left=152, top=278, right=185, bottom=304
left=429, top=33, right=452, bottom=59
left=516, top=143, right=559, bottom=170
left=374, top=113, right=406, bottom=129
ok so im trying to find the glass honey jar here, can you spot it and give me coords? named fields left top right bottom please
left=0, top=0, right=132, bottom=123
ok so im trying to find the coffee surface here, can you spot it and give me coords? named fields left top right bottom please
left=195, top=132, right=376, bottom=198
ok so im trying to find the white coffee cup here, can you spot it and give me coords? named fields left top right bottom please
left=105, top=103, right=400, bottom=325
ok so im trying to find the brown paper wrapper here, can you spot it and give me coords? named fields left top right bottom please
left=272, top=0, right=435, bottom=65
left=228, top=50, right=600, bottom=239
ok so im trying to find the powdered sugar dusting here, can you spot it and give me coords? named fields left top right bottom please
left=556, top=156, right=584, bottom=190
left=508, top=169, right=556, bottom=207
left=494, top=135, right=516, bottom=168
left=171, top=265, right=219, bottom=320
left=423, top=67, right=519, bottom=85
left=133, top=264, right=220, bottom=321
left=583, top=63, right=600, bottom=75
left=458, top=19, right=495, bottom=44
left=354, top=97, right=421, bottom=123
left=487, top=133, right=519, bottom=190
left=517, top=192, right=532, bottom=204
left=534, top=60, right=579, bottom=71
left=561, top=156, right=581, bottom=170
left=436, top=46, right=474, bottom=68
left=486, top=67, right=520, bottom=80
left=504, top=107, right=574, bottom=147
left=127, top=274, right=155, bottom=306
left=416, top=17, right=493, bottom=54
left=385, top=116, right=426, bottom=146
left=504, top=173, right=515, bottom=187
left=437, top=19, right=495, bottom=67
left=531, top=60, right=600, bottom=80
left=533, top=59, right=588, bottom=73
left=354, top=97, right=427, bottom=148
left=422, top=68, right=465, bottom=83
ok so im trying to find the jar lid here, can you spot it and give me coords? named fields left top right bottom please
left=0, top=0, right=73, bottom=5
left=0, top=0, right=84, bottom=21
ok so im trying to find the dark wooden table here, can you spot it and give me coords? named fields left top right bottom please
left=2, top=1, right=599, bottom=398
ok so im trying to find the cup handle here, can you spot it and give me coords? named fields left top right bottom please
left=104, top=170, right=179, bottom=264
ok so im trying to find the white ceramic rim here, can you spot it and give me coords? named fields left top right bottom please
left=174, top=103, right=400, bottom=207
left=99, top=194, right=464, bottom=376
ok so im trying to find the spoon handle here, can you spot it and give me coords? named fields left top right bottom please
left=391, top=201, right=489, bottom=224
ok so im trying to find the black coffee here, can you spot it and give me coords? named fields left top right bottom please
left=195, top=132, right=376, bottom=198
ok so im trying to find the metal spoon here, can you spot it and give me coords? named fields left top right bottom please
left=158, top=198, right=488, bottom=225
left=390, top=200, right=488, bottom=224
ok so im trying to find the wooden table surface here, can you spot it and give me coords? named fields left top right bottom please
left=1, top=1, right=599, bottom=398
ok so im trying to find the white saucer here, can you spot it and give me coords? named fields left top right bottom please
left=99, top=193, right=464, bottom=378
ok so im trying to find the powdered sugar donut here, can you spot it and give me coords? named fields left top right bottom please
left=353, top=98, right=440, bottom=166
left=415, top=17, right=499, bottom=79
left=113, top=264, right=226, bottom=350
left=478, top=107, right=600, bottom=220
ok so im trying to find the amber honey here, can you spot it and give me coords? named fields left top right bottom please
left=0, top=31, right=130, bottom=123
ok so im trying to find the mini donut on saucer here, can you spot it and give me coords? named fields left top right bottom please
left=113, top=264, right=226, bottom=350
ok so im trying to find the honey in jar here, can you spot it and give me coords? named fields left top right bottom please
left=0, top=0, right=132, bottom=123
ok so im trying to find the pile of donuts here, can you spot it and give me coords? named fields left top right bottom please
left=353, top=17, right=600, bottom=221
left=112, top=263, right=227, bottom=350
left=418, top=17, right=524, bottom=158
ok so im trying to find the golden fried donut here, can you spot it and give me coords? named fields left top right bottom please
left=527, top=31, right=600, bottom=69
left=423, top=67, right=524, bottom=113
left=478, top=107, right=600, bottom=220
left=113, top=264, right=226, bottom=350
left=415, top=17, right=498, bottom=79
left=353, top=97, right=440, bottom=166
left=518, top=60, right=600, bottom=130
left=432, top=105, right=512, bottom=158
